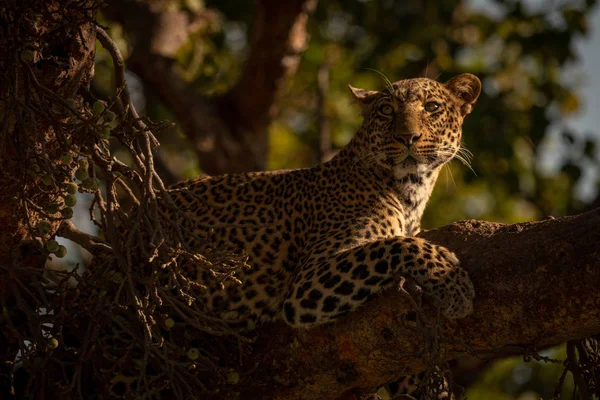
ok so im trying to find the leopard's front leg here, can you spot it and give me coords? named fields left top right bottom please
left=282, top=237, right=474, bottom=328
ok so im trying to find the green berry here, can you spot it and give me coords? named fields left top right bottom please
left=37, top=221, right=51, bottom=234
left=48, top=338, right=59, bottom=349
left=20, top=50, right=34, bottom=63
left=78, top=159, right=89, bottom=169
left=83, top=177, right=100, bottom=191
left=165, top=318, right=175, bottom=328
left=46, top=202, right=61, bottom=214
left=104, top=111, right=116, bottom=122
left=65, top=98, right=76, bottom=108
left=61, top=207, right=73, bottom=219
left=46, top=239, right=59, bottom=253
left=74, top=168, right=88, bottom=181
left=187, top=348, right=199, bottom=360
left=55, top=245, right=67, bottom=258
left=226, top=371, right=240, bottom=385
left=66, top=182, right=78, bottom=194
left=111, top=272, right=124, bottom=283
left=91, top=178, right=101, bottom=190
left=100, top=126, right=111, bottom=139
left=82, top=178, right=92, bottom=189
left=41, top=175, right=53, bottom=186
left=92, top=101, right=105, bottom=115
left=64, top=194, right=77, bottom=207
left=60, top=153, right=73, bottom=164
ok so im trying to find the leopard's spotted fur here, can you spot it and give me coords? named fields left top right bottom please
left=169, top=73, right=481, bottom=397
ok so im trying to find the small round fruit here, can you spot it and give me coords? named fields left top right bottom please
left=78, top=159, right=89, bottom=169
left=111, top=272, right=124, bottom=283
left=20, top=50, right=34, bottom=63
left=46, top=202, right=61, bottom=214
left=66, top=182, right=78, bottom=194
left=83, top=177, right=100, bottom=191
left=64, top=194, right=77, bottom=207
left=60, top=153, right=73, bottom=164
left=165, top=318, right=175, bottom=329
left=48, top=338, right=59, bottom=349
left=41, top=175, right=53, bottom=186
left=74, top=168, right=88, bottom=181
left=227, top=371, right=240, bottom=385
left=100, top=126, right=111, bottom=139
left=46, top=239, right=59, bottom=253
left=37, top=221, right=51, bottom=233
left=54, top=245, right=67, bottom=258
left=104, top=111, right=116, bottom=122
left=61, top=207, right=73, bottom=219
left=187, top=348, right=199, bottom=360
left=92, top=101, right=105, bottom=115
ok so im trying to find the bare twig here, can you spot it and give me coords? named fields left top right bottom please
left=57, top=220, right=111, bottom=254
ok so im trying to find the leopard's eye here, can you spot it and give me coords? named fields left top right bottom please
left=424, top=102, right=440, bottom=112
left=379, top=104, right=394, bottom=115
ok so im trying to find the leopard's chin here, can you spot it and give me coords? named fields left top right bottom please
left=392, top=157, right=430, bottom=179
left=401, top=153, right=433, bottom=169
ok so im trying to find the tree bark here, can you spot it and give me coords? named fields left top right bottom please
left=232, top=209, right=600, bottom=400
left=104, top=0, right=317, bottom=175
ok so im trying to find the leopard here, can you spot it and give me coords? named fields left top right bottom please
left=168, top=73, right=481, bottom=398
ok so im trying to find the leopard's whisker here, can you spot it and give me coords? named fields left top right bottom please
left=364, top=68, right=395, bottom=95
left=432, top=146, right=477, bottom=176
left=443, top=163, right=457, bottom=190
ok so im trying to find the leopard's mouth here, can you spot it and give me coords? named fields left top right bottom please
left=374, top=151, right=430, bottom=173
left=401, top=153, right=428, bottom=166
left=405, top=149, right=447, bottom=166
left=392, top=154, right=423, bottom=173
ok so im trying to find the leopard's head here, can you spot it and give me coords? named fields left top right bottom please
left=349, top=74, right=481, bottom=178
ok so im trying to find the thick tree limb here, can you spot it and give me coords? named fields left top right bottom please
left=233, top=209, right=600, bottom=400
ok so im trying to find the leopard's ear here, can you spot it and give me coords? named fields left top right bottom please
left=445, top=74, right=482, bottom=116
left=348, top=85, right=378, bottom=105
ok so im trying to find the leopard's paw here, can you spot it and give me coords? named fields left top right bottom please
left=420, top=244, right=475, bottom=319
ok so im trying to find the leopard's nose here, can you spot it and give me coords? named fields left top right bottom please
left=394, top=132, right=422, bottom=146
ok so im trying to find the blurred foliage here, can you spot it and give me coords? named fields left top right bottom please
left=466, top=346, right=576, bottom=399
left=96, top=0, right=599, bottom=397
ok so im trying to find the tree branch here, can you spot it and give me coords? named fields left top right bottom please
left=57, top=220, right=111, bottom=254
left=233, top=209, right=600, bottom=399
left=105, top=0, right=317, bottom=174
